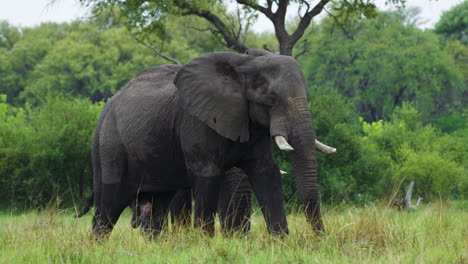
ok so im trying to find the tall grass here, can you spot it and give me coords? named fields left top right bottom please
left=0, top=202, right=466, bottom=263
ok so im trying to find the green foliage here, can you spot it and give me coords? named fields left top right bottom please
left=310, top=88, right=364, bottom=203
left=0, top=95, right=102, bottom=207
left=0, top=21, right=20, bottom=49
left=434, top=1, right=468, bottom=44
left=81, top=0, right=229, bottom=43
left=443, top=40, right=468, bottom=84
left=298, top=10, right=466, bottom=122
left=21, top=24, right=161, bottom=104
left=0, top=22, right=71, bottom=105
left=78, top=0, right=407, bottom=56
left=435, top=110, right=467, bottom=133
left=395, top=149, right=464, bottom=199
left=361, top=103, right=467, bottom=199
left=0, top=17, right=231, bottom=106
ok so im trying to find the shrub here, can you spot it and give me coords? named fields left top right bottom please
left=361, top=103, right=466, bottom=199
left=0, top=95, right=102, bottom=207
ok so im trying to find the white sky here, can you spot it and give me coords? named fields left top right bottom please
left=0, top=0, right=464, bottom=31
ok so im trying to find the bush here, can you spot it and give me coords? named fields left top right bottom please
left=361, top=103, right=466, bottom=199
left=0, top=95, right=102, bottom=207
left=435, top=111, right=466, bottom=133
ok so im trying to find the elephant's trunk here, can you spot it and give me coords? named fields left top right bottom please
left=287, top=98, right=323, bottom=232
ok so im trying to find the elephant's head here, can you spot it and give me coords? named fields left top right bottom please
left=174, top=50, right=325, bottom=231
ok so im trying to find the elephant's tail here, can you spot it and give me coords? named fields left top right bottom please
left=75, top=192, right=94, bottom=218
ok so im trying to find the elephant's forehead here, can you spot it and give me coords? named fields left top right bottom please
left=257, top=55, right=301, bottom=70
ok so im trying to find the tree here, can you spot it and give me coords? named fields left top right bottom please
left=298, top=10, right=465, bottom=122
left=20, top=24, right=162, bottom=104
left=78, top=0, right=405, bottom=56
left=5, top=17, right=232, bottom=104
left=434, top=1, right=468, bottom=44
left=0, top=22, right=71, bottom=105
left=0, top=21, right=20, bottom=50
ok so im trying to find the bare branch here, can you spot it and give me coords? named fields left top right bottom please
left=266, top=0, right=273, bottom=11
left=128, top=32, right=181, bottom=65
left=405, top=181, right=415, bottom=209
left=393, top=181, right=423, bottom=210
left=236, top=0, right=274, bottom=19
left=291, top=0, right=330, bottom=43
left=304, top=0, right=311, bottom=14
left=298, top=1, right=310, bottom=19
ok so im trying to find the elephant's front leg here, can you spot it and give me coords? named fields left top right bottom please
left=240, top=139, right=288, bottom=235
left=169, top=189, right=192, bottom=230
left=192, top=173, right=222, bottom=236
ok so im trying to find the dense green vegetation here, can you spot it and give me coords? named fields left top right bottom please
left=0, top=3, right=466, bottom=209
left=0, top=202, right=466, bottom=263
left=78, top=0, right=397, bottom=56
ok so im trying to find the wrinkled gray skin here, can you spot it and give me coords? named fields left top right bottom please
left=92, top=50, right=322, bottom=239
left=131, top=167, right=251, bottom=235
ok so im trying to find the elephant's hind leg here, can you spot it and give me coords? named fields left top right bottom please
left=140, top=191, right=175, bottom=239
left=92, top=183, right=128, bottom=240
left=93, top=130, right=129, bottom=240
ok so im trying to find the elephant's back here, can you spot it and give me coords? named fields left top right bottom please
left=102, top=64, right=188, bottom=190
left=110, top=64, right=182, bottom=131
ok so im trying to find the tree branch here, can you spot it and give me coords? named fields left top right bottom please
left=324, top=8, right=354, bottom=40
left=128, top=32, right=181, bottom=65
left=174, top=0, right=248, bottom=53
left=291, top=0, right=330, bottom=43
left=393, top=181, right=423, bottom=210
left=276, top=0, right=288, bottom=17
left=236, top=0, right=274, bottom=19
left=298, top=1, right=311, bottom=19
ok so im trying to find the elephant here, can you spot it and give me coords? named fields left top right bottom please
left=130, top=167, right=252, bottom=235
left=90, top=49, right=335, bottom=239
left=78, top=131, right=252, bottom=237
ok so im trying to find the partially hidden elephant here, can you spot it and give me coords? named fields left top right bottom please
left=90, top=49, right=336, bottom=239
left=131, top=167, right=252, bottom=235
left=77, top=167, right=252, bottom=236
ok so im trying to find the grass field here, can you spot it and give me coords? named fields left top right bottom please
left=0, top=201, right=466, bottom=264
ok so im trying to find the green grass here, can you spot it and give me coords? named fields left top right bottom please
left=0, top=202, right=466, bottom=263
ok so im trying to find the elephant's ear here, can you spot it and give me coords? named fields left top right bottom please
left=174, top=52, right=254, bottom=142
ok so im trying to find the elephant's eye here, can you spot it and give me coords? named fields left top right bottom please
left=253, top=75, right=269, bottom=92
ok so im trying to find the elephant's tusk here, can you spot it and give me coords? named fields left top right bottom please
left=280, top=170, right=287, bottom=175
left=315, top=139, right=337, bottom=154
left=274, top=136, right=294, bottom=152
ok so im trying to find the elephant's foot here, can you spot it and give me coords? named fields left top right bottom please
left=269, top=224, right=289, bottom=236
left=92, top=224, right=113, bottom=242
